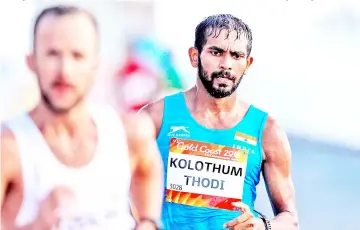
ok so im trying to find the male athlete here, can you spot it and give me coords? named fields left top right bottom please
left=140, top=14, right=299, bottom=230
left=1, top=6, right=163, bottom=230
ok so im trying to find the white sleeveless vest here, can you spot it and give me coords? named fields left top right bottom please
left=6, top=105, right=135, bottom=229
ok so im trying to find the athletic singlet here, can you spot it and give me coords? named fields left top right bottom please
left=5, top=104, right=135, bottom=230
left=156, top=92, right=268, bottom=230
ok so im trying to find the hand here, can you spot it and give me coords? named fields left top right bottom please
left=223, top=202, right=264, bottom=230
left=32, top=186, right=76, bottom=230
left=135, top=221, right=158, bottom=230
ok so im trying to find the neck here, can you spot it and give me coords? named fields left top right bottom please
left=29, top=101, right=93, bottom=135
left=191, top=80, right=238, bottom=115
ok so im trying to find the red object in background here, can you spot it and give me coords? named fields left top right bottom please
left=129, top=103, right=148, bottom=112
left=117, top=59, right=141, bottom=80
left=115, top=57, right=159, bottom=112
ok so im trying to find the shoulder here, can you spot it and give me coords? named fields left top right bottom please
left=247, top=103, right=268, bottom=118
left=262, top=116, right=288, bottom=146
left=138, top=97, right=166, bottom=136
left=262, top=116, right=291, bottom=162
left=1, top=123, right=21, bottom=180
left=120, top=112, right=156, bottom=145
left=1, top=123, right=19, bottom=158
left=120, top=112, right=161, bottom=170
left=139, top=97, right=165, bottom=117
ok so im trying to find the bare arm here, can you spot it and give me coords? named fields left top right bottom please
left=261, top=117, right=299, bottom=230
left=1, top=127, right=34, bottom=230
left=122, top=113, right=164, bottom=222
left=1, top=128, right=14, bottom=210
left=138, top=99, right=164, bottom=137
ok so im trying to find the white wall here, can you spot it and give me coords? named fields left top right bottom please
left=0, top=1, right=38, bottom=119
left=153, top=0, right=360, bottom=150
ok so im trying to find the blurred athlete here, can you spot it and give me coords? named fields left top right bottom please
left=1, top=5, right=163, bottom=230
left=140, top=14, right=298, bottom=230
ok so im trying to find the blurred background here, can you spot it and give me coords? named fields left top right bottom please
left=1, top=0, right=359, bottom=229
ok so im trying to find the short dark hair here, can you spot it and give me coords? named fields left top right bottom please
left=194, top=14, right=253, bottom=57
left=33, top=5, right=98, bottom=47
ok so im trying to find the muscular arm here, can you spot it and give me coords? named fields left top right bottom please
left=1, top=127, right=32, bottom=230
left=261, top=117, right=299, bottom=230
left=122, top=113, right=164, bottom=222
left=1, top=128, right=13, bottom=209
left=138, top=99, right=164, bottom=137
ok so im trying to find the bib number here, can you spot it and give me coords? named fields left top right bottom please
left=166, top=138, right=249, bottom=211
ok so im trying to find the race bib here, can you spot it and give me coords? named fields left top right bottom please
left=166, top=138, right=249, bottom=211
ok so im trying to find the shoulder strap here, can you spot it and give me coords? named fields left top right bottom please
left=162, top=92, right=189, bottom=122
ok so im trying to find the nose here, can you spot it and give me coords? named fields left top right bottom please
left=219, top=54, right=233, bottom=70
left=59, top=57, right=72, bottom=77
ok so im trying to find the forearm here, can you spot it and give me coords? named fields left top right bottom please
left=130, top=163, right=164, bottom=220
left=269, top=211, right=298, bottom=230
left=1, top=222, right=36, bottom=230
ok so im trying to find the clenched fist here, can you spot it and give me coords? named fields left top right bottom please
left=32, top=186, right=76, bottom=230
left=223, top=202, right=265, bottom=230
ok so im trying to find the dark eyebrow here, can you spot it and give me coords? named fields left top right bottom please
left=208, top=46, right=245, bottom=56
left=208, top=46, right=224, bottom=52
left=230, top=51, right=245, bottom=57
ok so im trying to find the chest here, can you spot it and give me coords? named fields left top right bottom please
left=44, top=133, right=98, bottom=168
left=191, top=112, right=244, bottom=130
left=24, top=122, right=131, bottom=207
left=158, top=119, right=262, bottom=177
left=163, top=120, right=257, bottom=149
left=161, top=124, right=261, bottom=210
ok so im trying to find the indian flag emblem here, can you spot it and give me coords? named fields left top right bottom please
left=234, top=132, right=258, bottom=146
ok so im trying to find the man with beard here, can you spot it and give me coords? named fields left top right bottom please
left=140, top=14, right=298, bottom=230
left=1, top=5, right=163, bottom=230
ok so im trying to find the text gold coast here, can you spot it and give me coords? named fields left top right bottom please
left=177, top=140, right=243, bottom=158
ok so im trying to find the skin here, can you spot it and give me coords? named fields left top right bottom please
left=1, top=12, right=163, bottom=230
left=140, top=29, right=299, bottom=230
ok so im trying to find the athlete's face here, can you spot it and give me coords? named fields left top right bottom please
left=27, top=13, right=99, bottom=114
left=189, top=29, right=253, bottom=98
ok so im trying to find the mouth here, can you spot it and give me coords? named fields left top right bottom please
left=215, top=75, right=235, bottom=82
left=213, top=77, right=234, bottom=87
left=53, top=82, right=73, bottom=93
